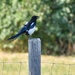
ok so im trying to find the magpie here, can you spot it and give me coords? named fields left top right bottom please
left=8, top=15, right=39, bottom=40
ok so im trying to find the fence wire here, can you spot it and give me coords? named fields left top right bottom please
left=0, top=62, right=75, bottom=75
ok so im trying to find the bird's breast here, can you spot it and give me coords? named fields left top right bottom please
left=28, top=26, right=36, bottom=35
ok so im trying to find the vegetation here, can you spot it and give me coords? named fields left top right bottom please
left=0, top=52, right=75, bottom=75
left=0, top=0, right=75, bottom=54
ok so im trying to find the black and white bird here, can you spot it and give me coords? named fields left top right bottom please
left=8, top=15, right=39, bottom=40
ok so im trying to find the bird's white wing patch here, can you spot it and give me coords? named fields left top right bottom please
left=31, top=22, right=34, bottom=26
left=28, top=26, right=36, bottom=35
left=25, top=22, right=28, bottom=25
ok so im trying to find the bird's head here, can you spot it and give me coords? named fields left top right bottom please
left=31, top=15, right=39, bottom=20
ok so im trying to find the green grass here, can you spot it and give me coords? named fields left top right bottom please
left=0, top=62, right=28, bottom=75
left=0, top=62, right=75, bottom=75
left=41, top=63, right=74, bottom=75
left=0, top=52, right=75, bottom=75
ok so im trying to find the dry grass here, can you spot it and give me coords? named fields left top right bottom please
left=0, top=52, right=75, bottom=63
left=0, top=52, right=75, bottom=64
left=0, top=52, right=75, bottom=75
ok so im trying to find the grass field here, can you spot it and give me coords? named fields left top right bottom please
left=0, top=52, right=75, bottom=75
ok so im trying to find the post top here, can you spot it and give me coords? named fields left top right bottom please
left=28, top=38, right=41, bottom=41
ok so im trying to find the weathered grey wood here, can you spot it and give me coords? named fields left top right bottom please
left=28, top=38, right=41, bottom=75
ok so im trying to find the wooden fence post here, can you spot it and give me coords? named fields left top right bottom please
left=28, top=38, right=41, bottom=75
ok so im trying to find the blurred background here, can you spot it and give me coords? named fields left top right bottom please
left=0, top=0, right=75, bottom=55
left=0, top=0, right=75, bottom=75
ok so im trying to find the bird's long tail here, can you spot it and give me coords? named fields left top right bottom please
left=8, top=32, right=22, bottom=40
